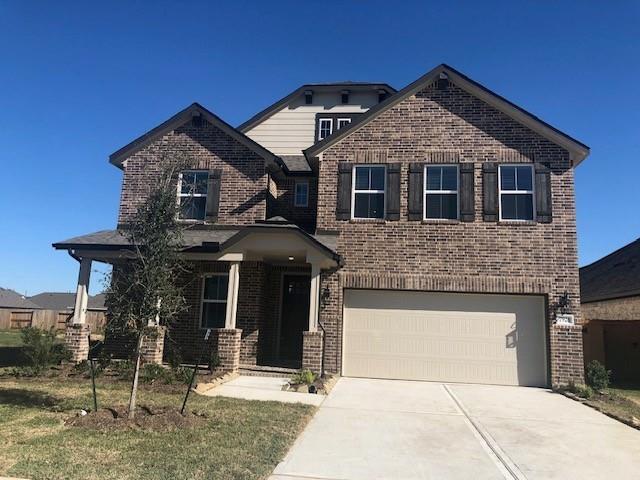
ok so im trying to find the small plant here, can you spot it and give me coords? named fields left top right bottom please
left=291, top=369, right=317, bottom=385
left=9, top=366, right=42, bottom=378
left=209, top=351, right=220, bottom=370
left=586, top=360, right=611, bottom=391
left=139, top=363, right=173, bottom=384
left=20, top=327, right=71, bottom=372
left=173, top=366, right=193, bottom=384
left=565, top=380, right=593, bottom=399
left=112, top=359, right=135, bottom=380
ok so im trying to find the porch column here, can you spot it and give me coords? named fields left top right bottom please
left=66, top=257, right=92, bottom=363
left=308, top=264, right=321, bottom=332
left=219, top=261, right=242, bottom=372
left=225, top=261, right=240, bottom=329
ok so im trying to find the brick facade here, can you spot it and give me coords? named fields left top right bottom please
left=316, top=81, right=584, bottom=385
left=65, top=323, right=90, bottom=363
left=118, top=117, right=267, bottom=227
left=217, top=328, right=242, bottom=371
left=140, top=326, right=166, bottom=364
left=268, top=176, right=318, bottom=232
left=302, top=330, right=323, bottom=374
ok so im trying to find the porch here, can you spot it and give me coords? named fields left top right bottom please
left=52, top=219, right=340, bottom=375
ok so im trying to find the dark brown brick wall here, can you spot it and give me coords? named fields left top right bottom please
left=118, top=118, right=267, bottom=227
left=316, top=81, right=584, bottom=385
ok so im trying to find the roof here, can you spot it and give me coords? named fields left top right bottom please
left=53, top=224, right=339, bottom=261
left=278, top=155, right=312, bottom=174
left=109, top=103, right=280, bottom=169
left=238, top=82, right=397, bottom=133
left=0, top=288, right=41, bottom=309
left=580, top=237, right=640, bottom=303
left=305, top=64, right=590, bottom=166
left=28, top=292, right=106, bottom=311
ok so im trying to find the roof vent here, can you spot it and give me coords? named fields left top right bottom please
left=377, top=89, right=387, bottom=103
left=341, top=89, right=350, bottom=104
left=191, top=112, right=203, bottom=127
left=437, top=72, right=449, bottom=90
left=304, top=90, right=314, bottom=105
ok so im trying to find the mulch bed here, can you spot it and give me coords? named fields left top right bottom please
left=65, top=405, right=209, bottom=431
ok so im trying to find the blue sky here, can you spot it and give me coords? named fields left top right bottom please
left=0, top=1, right=638, bottom=295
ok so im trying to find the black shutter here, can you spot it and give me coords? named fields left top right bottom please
left=205, top=169, right=222, bottom=222
left=459, top=163, right=475, bottom=222
left=482, top=162, right=498, bottom=221
left=408, top=163, right=424, bottom=220
left=385, top=163, right=401, bottom=220
left=336, top=162, right=353, bottom=220
left=535, top=162, right=552, bottom=223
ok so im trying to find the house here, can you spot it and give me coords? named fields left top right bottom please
left=0, top=287, right=106, bottom=331
left=53, top=64, right=589, bottom=387
left=581, top=237, right=640, bottom=382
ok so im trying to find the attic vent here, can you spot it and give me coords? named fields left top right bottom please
left=341, top=89, right=350, bottom=104
left=304, top=90, right=314, bottom=105
left=191, top=113, right=203, bottom=127
left=377, top=89, right=387, bottom=103
left=437, top=72, right=449, bottom=90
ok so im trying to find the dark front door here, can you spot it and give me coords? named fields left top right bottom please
left=279, top=275, right=311, bottom=365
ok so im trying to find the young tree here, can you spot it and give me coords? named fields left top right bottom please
left=105, top=158, right=189, bottom=419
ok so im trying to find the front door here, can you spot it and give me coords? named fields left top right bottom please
left=279, top=275, right=311, bottom=366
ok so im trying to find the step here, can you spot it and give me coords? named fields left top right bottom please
left=239, top=364, right=298, bottom=378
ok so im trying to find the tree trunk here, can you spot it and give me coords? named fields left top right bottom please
left=128, top=333, right=144, bottom=420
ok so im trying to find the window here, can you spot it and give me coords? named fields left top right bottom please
left=337, top=118, right=351, bottom=130
left=294, top=181, right=309, bottom=207
left=424, top=165, right=459, bottom=220
left=499, top=165, right=534, bottom=221
left=318, top=118, right=333, bottom=140
left=352, top=165, right=385, bottom=219
left=178, top=170, right=208, bottom=220
left=201, top=274, right=228, bottom=328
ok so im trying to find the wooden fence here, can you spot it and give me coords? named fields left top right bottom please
left=0, top=308, right=106, bottom=332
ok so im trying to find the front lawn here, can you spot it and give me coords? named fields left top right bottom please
left=0, top=376, right=314, bottom=480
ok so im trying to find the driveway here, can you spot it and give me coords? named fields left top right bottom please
left=270, top=378, right=640, bottom=480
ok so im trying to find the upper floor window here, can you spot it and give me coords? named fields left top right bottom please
left=337, top=118, right=351, bottom=130
left=201, top=274, right=228, bottom=328
left=352, top=165, right=385, bottom=219
left=294, top=181, right=309, bottom=207
left=178, top=170, right=208, bottom=220
left=318, top=118, right=333, bottom=140
left=499, top=165, right=534, bottom=221
left=424, top=165, right=458, bottom=220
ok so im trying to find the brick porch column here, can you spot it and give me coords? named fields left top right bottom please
left=302, top=330, right=323, bottom=374
left=140, top=326, right=166, bottom=364
left=218, top=328, right=242, bottom=372
left=65, top=257, right=92, bottom=363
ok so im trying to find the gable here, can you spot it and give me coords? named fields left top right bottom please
left=306, top=65, right=589, bottom=166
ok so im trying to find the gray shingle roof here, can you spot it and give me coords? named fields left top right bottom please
left=580, top=237, right=640, bottom=303
left=279, top=155, right=312, bottom=173
left=0, top=288, right=41, bottom=309
left=28, top=292, right=106, bottom=311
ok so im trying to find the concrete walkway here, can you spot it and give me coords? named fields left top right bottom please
left=202, top=375, right=325, bottom=406
left=270, top=377, right=640, bottom=480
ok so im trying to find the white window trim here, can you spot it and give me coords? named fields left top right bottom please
left=498, top=164, right=536, bottom=222
left=199, top=273, right=228, bottom=329
left=294, top=180, right=309, bottom=207
left=351, top=164, right=386, bottom=220
left=177, top=170, right=209, bottom=221
left=337, top=118, right=351, bottom=129
left=423, top=164, right=460, bottom=220
left=318, top=118, right=333, bottom=140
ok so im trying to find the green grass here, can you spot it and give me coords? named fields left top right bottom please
left=609, top=384, right=640, bottom=406
left=0, top=329, right=24, bottom=347
left=0, top=376, right=315, bottom=479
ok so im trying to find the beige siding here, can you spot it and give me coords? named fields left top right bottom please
left=245, top=91, right=379, bottom=155
left=342, top=290, right=548, bottom=387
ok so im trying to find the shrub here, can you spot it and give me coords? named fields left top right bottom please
left=586, top=360, right=611, bottom=391
left=173, top=366, right=193, bottom=384
left=291, top=369, right=317, bottom=385
left=139, top=363, right=173, bottom=384
left=9, top=366, right=42, bottom=378
left=209, top=351, right=220, bottom=370
left=72, top=360, right=104, bottom=378
left=20, top=327, right=70, bottom=371
left=112, top=359, right=134, bottom=380
left=566, top=380, right=594, bottom=399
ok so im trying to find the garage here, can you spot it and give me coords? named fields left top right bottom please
left=342, top=290, right=548, bottom=387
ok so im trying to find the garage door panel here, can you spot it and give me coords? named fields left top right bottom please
left=343, top=290, right=547, bottom=387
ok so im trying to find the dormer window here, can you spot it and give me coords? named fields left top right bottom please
left=318, top=118, right=333, bottom=140
left=178, top=170, right=209, bottom=220
left=337, top=118, right=351, bottom=129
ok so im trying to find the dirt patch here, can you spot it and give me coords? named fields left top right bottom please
left=65, top=405, right=208, bottom=431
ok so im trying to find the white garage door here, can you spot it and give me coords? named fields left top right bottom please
left=343, top=290, right=548, bottom=387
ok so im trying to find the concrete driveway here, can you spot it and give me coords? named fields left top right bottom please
left=270, top=377, right=640, bottom=480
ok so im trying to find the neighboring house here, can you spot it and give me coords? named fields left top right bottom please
left=581, top=238, right=640, bottom=382
left=0, top=287, right=106, bottom=331
left=53, top=64, right=589, bottom=387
